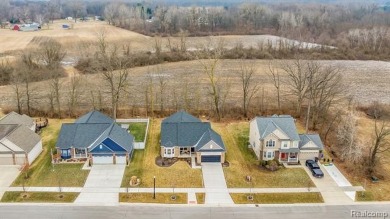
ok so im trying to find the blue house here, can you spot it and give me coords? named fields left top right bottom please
left=56, top=111, right=134, bottom=165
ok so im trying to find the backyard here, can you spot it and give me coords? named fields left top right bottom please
left=213, top=122, right=315, bottom=188
left=12, top=119, right=90, bottom=187
left=121, top=119, right=203, bottom=188
left=128, top=122, right=148, bottom=142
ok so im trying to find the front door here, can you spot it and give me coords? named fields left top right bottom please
left=281, top=153, right=287, bottom=159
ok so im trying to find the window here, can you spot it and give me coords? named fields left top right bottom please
left=264, top=151, right=274, bottom=159
left=165, top=148, right=174, bottom=155
left=282, top=141, right=289, bottom=148
left=266, top=140, right=275, bottom=147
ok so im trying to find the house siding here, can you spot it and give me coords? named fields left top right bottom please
left=249, top=119, right=261, bottom=159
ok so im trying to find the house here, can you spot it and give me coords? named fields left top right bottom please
left=249, top=115, right=323, bottom=164
left=0, top=112, right=42, bottom=165
left=56, top=111, right=134, bottom=165
left=160, top=111, right=226, bottom=164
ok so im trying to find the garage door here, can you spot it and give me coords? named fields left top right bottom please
left=116, top=155, right=127, bottom=164
left=201, top=155, right=221, bottom=162
left=300, top=151, right=319, bottom=160
left=0, top=156, right=13, bottom=165
left=93, top=155, right=113, bottom=164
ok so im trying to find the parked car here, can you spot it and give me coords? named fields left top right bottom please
left=305, top=159, right=324, bottom=178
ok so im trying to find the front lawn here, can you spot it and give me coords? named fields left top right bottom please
left=1, top=192, right=79, bottom=203
left=128, top=122, right=148, bottom=142
left=12, top=119, right=90, bottom=187
left=230, top=192, right=324, bottom=204
left=121, top=119, right=203, bottom=188
left=119, top=193, right=187, bottom=204
left=196, top=193, right=205, bottom=204
left=213, top=122, right=315, bottom=188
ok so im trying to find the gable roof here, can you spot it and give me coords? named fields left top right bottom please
left=75, top=110, right=113, bottom=124
left=0, top=112, right=34, bottom=128
left=299, top=134, right=324, bottom=150
left=161, top=111, right=225, bottom=152
left=195, top=128, right=225, bottom=151
left=5, top=125, right=41, bottom=153
left=57, top=111, right=134, bottom=153
left=162, top=110, right=201, bottom=123
left=89, top=123, right=134, bottom=152
left=56, top=123, right=111, bottom=149
left=255, top=115, right=300, bottom=141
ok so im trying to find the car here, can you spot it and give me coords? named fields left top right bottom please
left=305, top=159, right=324, bottom=178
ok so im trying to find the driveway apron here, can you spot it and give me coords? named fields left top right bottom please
left=202, top=163, right=233, bottom=205
left=303, top=164, right=353, bottom=204
left=0, top=166, right=20, bottom=199
left=75, top=164, right=125, bottom=205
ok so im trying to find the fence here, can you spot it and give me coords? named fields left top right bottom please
left=116, top=118, right=150, bottom=150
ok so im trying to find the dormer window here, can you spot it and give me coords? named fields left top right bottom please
left=266, top=140, right=275, bottom=147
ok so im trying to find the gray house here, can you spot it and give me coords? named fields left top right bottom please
left=56, top=111, right=134, bottom=165
left=160, top=111, right=226, bottom=164
left=249, top=115, right=323, bottom=163
left=0, top=112, right=42, bottom=165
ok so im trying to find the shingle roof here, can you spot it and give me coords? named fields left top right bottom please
left=299, top=134, right=324, bottom=150
left=162, top=110, right=201, bottom=123
left=56, top=123, right=111, bottom=149
left=89, top=123, right=134, bottom=152
left=0, top=124, right=18, bottom=140
left=0, top=112, right=34, bottom=128
left=75, top=110, right=113, bottom=124
left=195, top=128, right=225, bottom=152
left=161, top=111, right=225, bottom=152
left=5, top=125, right=41, bottom=153
left=57, top=111, right=134, bottom=153
left=255, top=115, right=300, bottom=140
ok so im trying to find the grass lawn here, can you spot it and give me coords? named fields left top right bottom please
left=355, top=191, right=375, bottom=201
left=231, top=193, right=324, bottom=204
left=128, top=122, right=148, bottom=142
left=1, top=192, right=79, bottom=203
left=213, top=122, right=315, bottom=188
left=196, top=193, right=205, bottom=204
left=119, top=193, right=187, bottom=204
left=12, top=119, right=90, bottom=187
left=121, top=119, right=203, bottom=188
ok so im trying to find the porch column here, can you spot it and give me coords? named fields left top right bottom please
left=278, top=152, right=281, bottom=162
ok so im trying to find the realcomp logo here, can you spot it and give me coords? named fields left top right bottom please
left=351, top=210, right=389, bottom=218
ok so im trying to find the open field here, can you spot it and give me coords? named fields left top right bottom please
left=12, top=119, right=90, bottom=187
left=0, top=59, right=389, bottom=114
left=230, top=193, right=324, bottom=204
left=213, top=121, right=315, bottom=188
left=121, top=119, right=203, bottom=188
left=119, top=193, right=187, bottom=204
left=1, top=192, right=79, bottom=203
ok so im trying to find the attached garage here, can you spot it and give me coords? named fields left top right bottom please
left=92, top=154, right=113, bottom=164
left=299, top=150, right=320, bottom=160
left=115, top=155, right=127, bottom=164
left=0, top=154, right=14, bottom=165
left=201, top=155, right=221, bottom=162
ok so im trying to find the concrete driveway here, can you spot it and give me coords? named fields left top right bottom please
left=303, top=163, right=353, bottom=204
left=0, top=166, right=20, bottom=199
left=202, top=163, right=233, bottom=205
left=75, top=164, right=125, bottom=205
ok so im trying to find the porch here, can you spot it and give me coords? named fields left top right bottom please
left=178, top=146, right=195, bottom=158
left=279, top=152, right=299, bottom=163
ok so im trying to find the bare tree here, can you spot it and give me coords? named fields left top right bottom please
left=336, top=111, right=363, bottom=164
left=236, top=60, right=259, bottom=117
left=96, top=30, right=130, bottom=119
left=268, top=61, right=282, bottom=112
left=280, top=58, right=308, bottom=115
left=67, top=74, right=82, bottom=117
left=155, top=66, right=169, bottom=114
left=49, top=70, right=62, bottom=118
left=10, top=71, right=23, bottom=114
left=39, top=39, right=66, bottom=69
left=368, top=119, right=390, bottom=174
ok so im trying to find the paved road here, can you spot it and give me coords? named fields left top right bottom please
left=0, top=204, right=389, bottom=219
left=75, top=164, right=125, bottom=205
left=202, top=163, right=233, bottom=204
